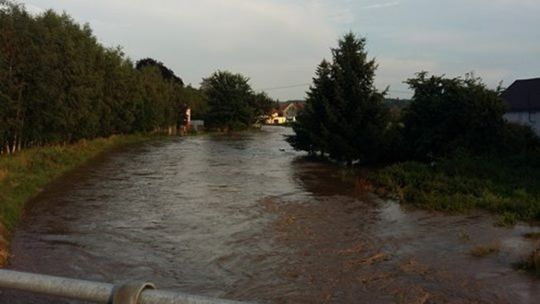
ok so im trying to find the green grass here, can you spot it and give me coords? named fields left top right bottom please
left=371, top=150, right=540, bottom=223
left=0, top=134, right=156, bottom=233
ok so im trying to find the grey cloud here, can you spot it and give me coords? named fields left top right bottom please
left=22, top=0, right=540, bottom=100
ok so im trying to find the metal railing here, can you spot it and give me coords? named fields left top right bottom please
left=0, top=269, right=248, bottom=304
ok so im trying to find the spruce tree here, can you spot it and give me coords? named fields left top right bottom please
left=288, top=33, right=389, bottom=165
left=287, top=60, right=333, bottom=155
left=330, top=33, right=389, bottom=164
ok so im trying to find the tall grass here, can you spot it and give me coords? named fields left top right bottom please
left=0, top=134, right=155, bottom=232
left=371, top=150, right=540, bottom=224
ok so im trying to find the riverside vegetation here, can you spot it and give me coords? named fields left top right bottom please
left=0, top=1, right=273, bottom=263
left=287, top=33, right=540, bottom=275
left=373, top=151, right=540, bottom=226
left=0, top=134, right=156, bottom=265
left=0, top=0, right=273, bottom=154
left=0, top=1, right=201, bottom=154
left=288, top=33, right=540, bottom=224
left=0, top=0, right=198, bottom=250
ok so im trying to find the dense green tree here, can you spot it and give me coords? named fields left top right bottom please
left=0, top=1, right=34, bottom=153
left=202, top=71, right=255, bottom=130
left=402, top=72, right=506, bottom=159
left=136, top=58, right=184, bottom=86
left=287, top=60, right=333, bottom=155
left=249, top=92, right=276, bottom=123
left=329, top=33, right=389, bottom=164
left=179, top=85, right=208, bottom=120
left=288, top=33, right=390, bottom=165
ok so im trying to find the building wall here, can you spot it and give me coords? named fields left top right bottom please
left=265, top=113, right=288, bottom=125
left=284, top=105, right=298, bottom=119
left=190, top=120, right=205, bottom=131
left=504, top=112, right=540, bottom=136
left=269, top=117, right=287, bottom=125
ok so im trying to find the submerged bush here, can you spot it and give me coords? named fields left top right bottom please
left=372, top=151, right=540, bottom=223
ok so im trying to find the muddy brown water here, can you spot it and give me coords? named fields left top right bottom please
left=1, top=126, right=539, bottom=303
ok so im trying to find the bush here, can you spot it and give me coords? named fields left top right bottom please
left=372, top=151, right=540, bottom=223
left=402, top=73, right=506, bottom=160
left=497, top=122, right=540, bottom=155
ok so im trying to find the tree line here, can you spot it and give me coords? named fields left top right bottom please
left=0, top=1, right=279, bottom=154
left=288, top=33, right=540, bottom=165
left=0, top=1, right=183, bottom=152
left=0, top=1, right=209, bottom=154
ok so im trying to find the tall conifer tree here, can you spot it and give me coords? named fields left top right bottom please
left=287, top=60, right=333, bottom=155
left=288, top=33, right=389, bottom=165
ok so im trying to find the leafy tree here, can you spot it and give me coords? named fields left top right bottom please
left=136, top=58, right=184, bottom=86
left=402, top=72, right=506, bottom=159
left=288, top=33, right=390, bottom=165
left=249, top=92, right=276, bottom=123
left=179, top=85, right=208, bottom=120
left=202, top=71, right=255, bottom=130
left=0, top=1, right=32, bottom=152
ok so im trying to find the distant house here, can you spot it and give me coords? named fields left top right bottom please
left=501, top=78, right=540, bottom=136
left=266, top=111, right=287, bottom=125
left=265, top=101, right=305, bottom=125
left=281, top=101, right=304, bottom=122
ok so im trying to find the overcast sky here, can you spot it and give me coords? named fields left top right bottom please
left=23, top=0, right=540, bottom=100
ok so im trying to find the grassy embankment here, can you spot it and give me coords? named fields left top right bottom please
left=370, top=151, right=540, bottom=226
left=0, top=134, right=157, bottom=265
left=369, top=151, right=540, bottom=275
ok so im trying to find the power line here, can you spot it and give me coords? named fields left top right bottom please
left=258, top=83, right=311, bottom=91
left=387, top=89, right=411, bottom=94
left=257, top=82, right=411, bottom=95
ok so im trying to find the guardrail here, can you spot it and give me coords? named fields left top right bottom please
left=0, top=269, right=248, bottom=304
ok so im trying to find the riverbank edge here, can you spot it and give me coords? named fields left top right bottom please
left=0, top=133, right=162, bottom=266
left=366, top=153, right=540, bottom=226
left=360, top=155, right=540, bottom=275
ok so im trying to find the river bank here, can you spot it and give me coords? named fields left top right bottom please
left=367, top=151, right=540, bottom=276
left=0, top=133, right=159, bottom=266
left=370, top=151, right=540, bottom=226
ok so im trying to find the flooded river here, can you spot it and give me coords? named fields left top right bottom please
left=2, top=127, right=540, bottom=303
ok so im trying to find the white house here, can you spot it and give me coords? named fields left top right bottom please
left=265, top=101, right=305, bottom=125
left=501, top=78, right=540, bottom=136
left=281, top=101, right=304, bottom=123
left=265, top=111, right=287, bottom=125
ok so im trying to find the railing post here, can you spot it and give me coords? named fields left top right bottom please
left=112, top=282, right=156, bottom=304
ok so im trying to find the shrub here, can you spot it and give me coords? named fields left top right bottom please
left=402, top=73, right=506, bottom=160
